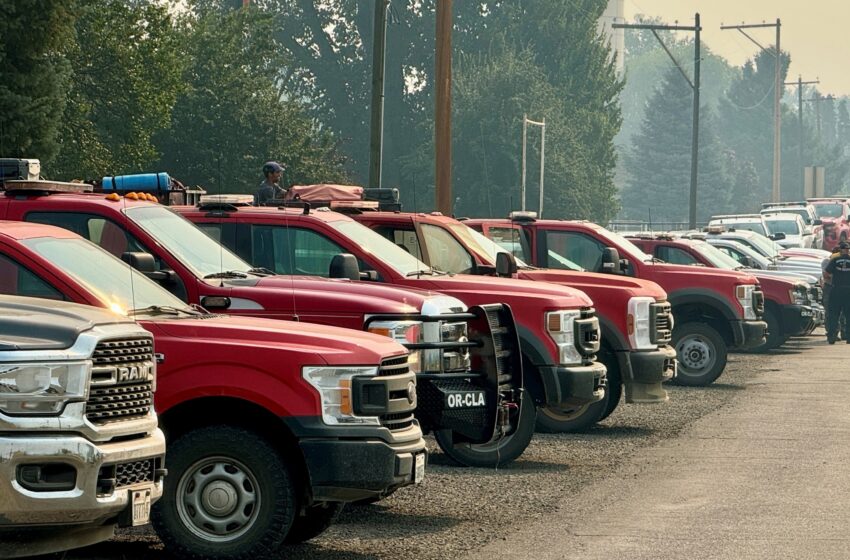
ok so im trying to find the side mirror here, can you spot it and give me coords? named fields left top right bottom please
left=769, top=232, right=786, bottom=241
left=122, top=252, right=156, bottom=273
left=122, top=251, right=175, bottom=283
left=201, top=295, right=231, bottom=310
left=329, top=253, right=360, bottom=281
left=814, top=219, right=823, bottom=226
left=601, top=247, right=622, bottom=274
left=741, top=256, right=755, bottom=268
left=495, top=252, right=517, bottom=277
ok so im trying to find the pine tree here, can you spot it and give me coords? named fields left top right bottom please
left=621, top=67, right=731, bottom=223
left=0, top=0, right=76, bottom=162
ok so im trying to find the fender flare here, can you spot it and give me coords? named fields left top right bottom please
left=667, top=289, right=739, bottom=323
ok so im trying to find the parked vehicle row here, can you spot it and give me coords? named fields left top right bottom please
left=8, top=169, right=836, bottom=560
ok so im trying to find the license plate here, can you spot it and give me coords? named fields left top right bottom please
left=445, top=391, right=486, bottom=409
left=130, top=487, right=153, bottom=526
left=414, top=453, right=426, bottom=484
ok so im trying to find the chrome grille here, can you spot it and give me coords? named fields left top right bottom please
left=650, top=302, right=673, bottom=345
left=753, top=288, right=765, bottom=317
left=86, top=337, right=155, bottom=424
left=377, top=356, right=415, bottom=431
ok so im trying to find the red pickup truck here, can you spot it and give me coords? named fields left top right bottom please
left=628, top=235, right=816, bottom=351
left=172, top=203, right=608, bottom=436
left=0, top=180, right=527, bottom=469
left=0, top=220, right=426, bottom=560
left=345, top=209, right=676, bottom=429
left=467, top=214, right=767, bottom=387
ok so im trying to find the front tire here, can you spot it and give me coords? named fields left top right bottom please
left=672, top=322, right=727, bottom=386
left=434, top=393, right=536, bottom=468
left=750, top=307, right=783, bottom=353
left=152, top=426, right=296, bottom=560
left=597, top=350, right=622, bottom=421
left=284, top=502, right=343, bottom=544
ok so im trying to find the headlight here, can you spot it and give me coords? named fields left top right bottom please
left=627, top=297, right=655, bottom=350
left=789, top=285, right=808, bottom=305
left=546, top=310, right=582, bottom=365
left=302, top=366, right=381, bottom=426
left=367, top=320, right=423, bottom=373
left=0, top=361, right=89, bottom=415
left=735, top=284, right=757, bottom=320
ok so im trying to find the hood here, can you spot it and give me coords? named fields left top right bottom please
left=747, top=269, right=818, bottom=285
left=145, top=314, right=408, bottom=367
left=649, top=262, right=759, bottom=284
left=407, top=273, right=593, bottom=310
left=517, top=268, right=667, bottom=300
left=0, top=295, right=135, bottom=351
left=235, top=275, right=440, bottom=315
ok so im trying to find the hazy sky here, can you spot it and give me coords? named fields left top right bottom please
left=622, top=0, right=850, bottom=96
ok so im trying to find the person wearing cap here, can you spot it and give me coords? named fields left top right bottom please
left=254, top=161, right=285, bottom=205
left=822, top=245, right=847, bottom=340
left=825, top=241, right=850, bottom=343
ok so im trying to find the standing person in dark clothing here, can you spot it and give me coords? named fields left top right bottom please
left=253, top=161, right=285, bottom=205
left=825, top=241, right=850, bottom=344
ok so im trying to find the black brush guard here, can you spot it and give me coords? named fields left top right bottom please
left=365, top=304, right=523, bottom=444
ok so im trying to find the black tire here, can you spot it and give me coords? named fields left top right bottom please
left=284, top=502, right=344, bottom=544
left=750, top=307, right=783, bottom=353
left=434, top=392, right=536, bottom=467
left=597, top=350, right=622, bottom=421
left=152, top=426, right=296, bottom=560
left=672, top=322, right=727, bottom=386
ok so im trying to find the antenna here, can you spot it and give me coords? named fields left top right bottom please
left=120, top=187, right=137, bottom=316
left=217, top=152, right=225, bottom=287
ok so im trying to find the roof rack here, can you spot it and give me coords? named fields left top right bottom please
left=709, top=213, right=762, bottom=220
left=3, top=180, right=92, bottom=194
left=761, top=201, right=807, bottom=208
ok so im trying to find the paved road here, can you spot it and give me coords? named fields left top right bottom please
left=465, top=337, right=850, bottom=560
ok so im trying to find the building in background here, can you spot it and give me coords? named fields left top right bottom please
left=599, top=0, right=625, bottom=75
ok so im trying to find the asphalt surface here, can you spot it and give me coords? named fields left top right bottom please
left=57, top=336, right=833, bottom=560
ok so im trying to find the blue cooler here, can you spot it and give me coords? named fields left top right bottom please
left=101, top=173, right=171, bottom=195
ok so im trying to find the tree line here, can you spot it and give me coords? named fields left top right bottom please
left=0, top=0, right=624, bottom=223
left=617, top=16, right=850, bottom=223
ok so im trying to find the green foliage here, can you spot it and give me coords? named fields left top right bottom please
left=0, top=0, right=76, bottom=162
left=51, top=0, right=184, bottom=179
left=156, top=6, right=347, bottom=193
left=621, top=67, right=731, bottom=222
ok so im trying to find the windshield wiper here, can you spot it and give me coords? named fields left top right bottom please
left=406, top=268, right=439, bottom=277
left=247, top=267, right=275, bottom=276
left=203, top=270, right=249, bottom=279
left=128, top=305, right=198, bottom=317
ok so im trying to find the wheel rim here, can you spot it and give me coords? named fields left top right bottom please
left=176, top=455, right=261, bottom=543
left=539, top=403, right=591, bottom=422
left=677, top=334, right=716, bottom=375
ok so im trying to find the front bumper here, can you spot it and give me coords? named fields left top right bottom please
left=781, top=304, right=815, bottom=337
left=620, top=345, right=677, bottom=404
left=0, top=429, right=166, bottom=527
left=538, top=361, right=607, bottom=408
left=284, top=418, right=427, bottom=502
left=731, top=319, right=769, bottom=349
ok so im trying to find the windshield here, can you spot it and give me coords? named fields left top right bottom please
left=594, top=226, right=653, bottom=263
left=765, top=219, right=800, bottom=235
left=727, top=221, right=767, bottom=236
left=691, top=240, right=745, bottom=269
left=764, top=209, right=809, bottom=224
left=125, top=206, right=253, bottom=279
left=453, top=225, right=531, bottom=267
left=814, top=203, right=844, bottom=218
left=329, top=220, right=431, bottom=276
left=22, top=237, right=192, bottom=315
left=742, top=233, right=781, bottom=258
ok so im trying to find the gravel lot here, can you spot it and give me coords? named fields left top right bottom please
left=62, top=341, right=791, bottom=560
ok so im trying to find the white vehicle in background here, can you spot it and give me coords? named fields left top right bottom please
left=761, top=202, right=823, bottom=249
left=761, top=213, right=812, bottom=249
left=708, top=214, right=772, bottom=237
left=698, top=229, right=824, bottom=279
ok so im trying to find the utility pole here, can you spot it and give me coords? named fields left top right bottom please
left=721, top=19, right=782, bottom=201
left=368, top=0, right=390, bottom=189
left=435, top=0, right=453, bottom=215
left=614, top=14, right=701, bottom=228
left=784, top=76, right=819, bottom=195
